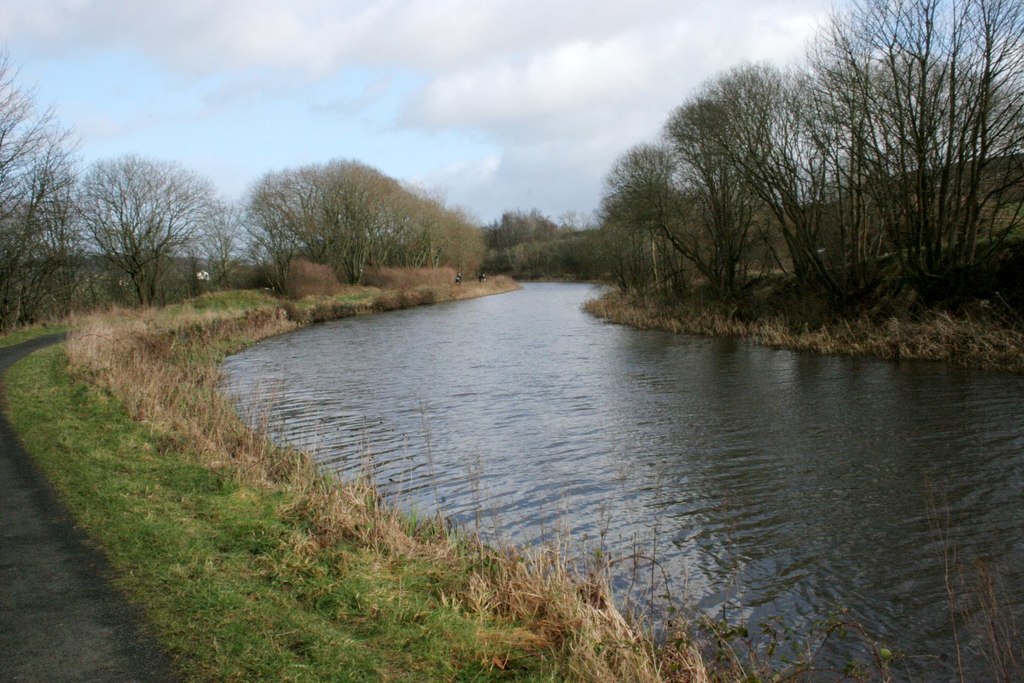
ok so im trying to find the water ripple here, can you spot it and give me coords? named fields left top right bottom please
left=223, top=283, right=1024, bottom=680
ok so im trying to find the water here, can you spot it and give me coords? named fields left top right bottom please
left=223, top=282, right=1024, bottom=679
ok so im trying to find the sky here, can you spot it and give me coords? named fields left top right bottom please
left=1, top=0, right=838, bottom=224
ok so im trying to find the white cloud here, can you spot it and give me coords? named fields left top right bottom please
left=411, top=35, right=651, bottom=128
left=0, top=0, right=836, bottom=219
left=394, top=1, right=830, bottom=217
left=1, top=0, right=827, bottom=76
left=404, top=2, right=828, bottom=135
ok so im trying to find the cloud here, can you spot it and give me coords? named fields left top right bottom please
left=2, top=1, right=357, bottom=76
left=2, top=0, right=827, bottom=77
left=404, top=1, right=828, bottom=137
left=309, top=75, right=396, bottom=118
left=410, top=36, right=650, bottom=129
left=1, top=0, right=836, bottom=219
left=396, top=1, right=830, bottom=218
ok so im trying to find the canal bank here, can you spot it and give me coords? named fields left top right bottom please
left=3, top=282, right=689, bottom=682
left=225, top=282, right=1024, bottom=681
left=584, top=289, right=1024, bottom=374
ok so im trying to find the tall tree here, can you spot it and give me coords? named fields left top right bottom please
left=80, top=155, right=219, bottom=306
left=827, top=0, right=1024, bottom=298
left=601, top=144, right=689, bottom=294
left=0, top=50, right=79, bottom=330
left=247, top=160, right=484, bottom=290
left=665, top=93, right=762, bottom=299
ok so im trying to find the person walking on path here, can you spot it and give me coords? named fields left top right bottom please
left=0, top=335, right=179, bottom=683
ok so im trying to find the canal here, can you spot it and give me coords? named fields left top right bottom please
left=223, top=282, right=1024, bottom=679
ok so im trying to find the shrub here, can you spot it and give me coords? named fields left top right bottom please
left=285, top=259, right=342, bottom=299
left=362, top=266, right=458, bottom=290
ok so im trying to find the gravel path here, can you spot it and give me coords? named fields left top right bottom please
left=0, top=335, right=180, bottom=682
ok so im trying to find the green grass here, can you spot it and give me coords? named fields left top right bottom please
left=0, top=281, right=656, bottom=681
left=183, top=289, right=281, bottom=311
left=0, top=323, right=66, bottom=347
left=6, top=346, right=562, bottom=682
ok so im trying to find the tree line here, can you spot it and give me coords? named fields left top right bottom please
left=481, top=209, right=607, bottom=280
left=10, top=0, right=1021, bottom=332
left=0, top=51, right=486, bottom=331
left=598, top=0, right=1024, bottom=315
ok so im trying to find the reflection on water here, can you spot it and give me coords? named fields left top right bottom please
left=223, top=283, right=1024, bottom=679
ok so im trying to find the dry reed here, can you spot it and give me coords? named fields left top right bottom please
left=585, top=291, right=1024, bottom=374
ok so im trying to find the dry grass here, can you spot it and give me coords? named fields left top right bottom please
left=62, top=285, right=697, bottom=681
left=363, top=266, right=459, bottom=290
left=275, top=270, right=520, bottom=324
left=65, top=305, right=300, bottom=486
left=285, top=259, right=345, bottom=299
left=453, top=275, right=520, bottom=301
left=362, top=268, right=520, bottom=309
left=586, top=291, right=1024, bottom=374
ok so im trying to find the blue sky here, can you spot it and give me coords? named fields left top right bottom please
left=2, top=0, right=836, bottom=223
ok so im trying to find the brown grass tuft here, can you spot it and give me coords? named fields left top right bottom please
left=285, top=259, right=344, bottom=299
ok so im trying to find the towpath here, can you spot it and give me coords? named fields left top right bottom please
left=0, top=335, right=179, bottom=682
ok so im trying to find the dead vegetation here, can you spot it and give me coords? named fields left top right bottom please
left=585, top=290, right=1024, bottom=374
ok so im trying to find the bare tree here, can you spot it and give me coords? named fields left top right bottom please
left=601, top=144, right=689, bottom=294
left=598, top=0, right=1024, bottom=311
left=430, top=203, right=484, bottom=276
left=181, top=201, right=245, bottom=295
left=0, top=50, right=80, bottom=330
left=246, top=161, right=392, bottom=285
left=200, top=202, right=245, bottom=289
left=484, top=209, right=561, bottom=273
left=397, top=186, right=484, bottom=274
left=804, top=22, right=890, bottom=302
left=665, top=93, right=763, bottom=299
left=695, top=65, right=848, bottom=299
left=323, top=161, right=402, bottom=282
left=245, top=169, right=301, bottom=291
left=246, top=160, right=484, bottom=290
left=596, top=214, right=658, bottom=293
left=80, top=155, right=218, bottom=306
left=400, top=192, right=448, bottom=269
left=828, top=0, right=1024, bottom=299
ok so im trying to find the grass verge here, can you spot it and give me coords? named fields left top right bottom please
left=0, top=323, right=67, bottom=347
left=7, top=347, right=566, bottom=681
left=6, top=279, right=701, bottom=682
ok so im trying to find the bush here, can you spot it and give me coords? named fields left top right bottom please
left=285, top=259, right=342, bottom=299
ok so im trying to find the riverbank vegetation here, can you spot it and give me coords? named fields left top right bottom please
left=0, top=323, right=66, bottom=348
left=588, top=0, right=1024, bottom=371
left=6, top=280, right=712, bottom=682
left=586, top=289, right=1024, bottom=373
left=481, top=209, right=607, bottom=281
